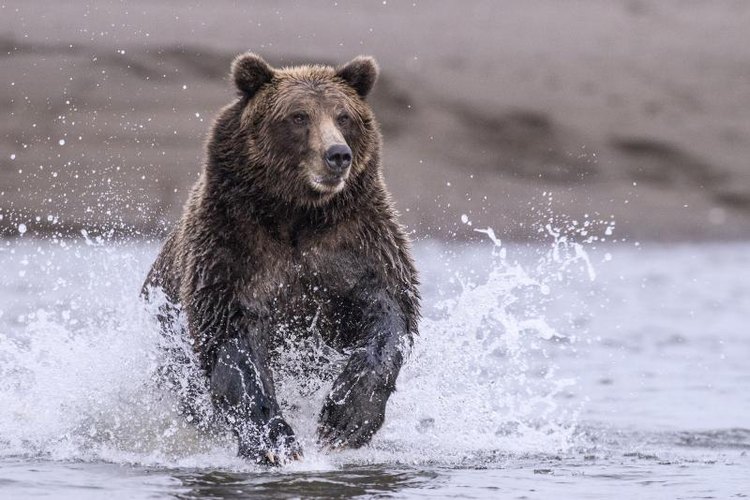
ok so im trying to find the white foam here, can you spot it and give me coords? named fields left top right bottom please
left=0, top=226, right=599, bottom=469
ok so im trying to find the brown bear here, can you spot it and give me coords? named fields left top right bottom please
left=142, top=53, right=420, bottom=465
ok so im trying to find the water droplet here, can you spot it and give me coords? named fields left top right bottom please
left=17, top=223, right=27, bottom=234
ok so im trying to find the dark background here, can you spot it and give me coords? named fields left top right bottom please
left=2, top=0, right=749, bottom=241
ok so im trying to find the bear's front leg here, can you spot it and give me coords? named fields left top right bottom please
left=318, top=292, right=410, bottom=448
left=186, top=279, right=302, bottom=465
left=210, top=334, right=302, bottom=465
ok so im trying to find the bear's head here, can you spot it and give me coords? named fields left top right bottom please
left=216, top=52, right=381, bottom=208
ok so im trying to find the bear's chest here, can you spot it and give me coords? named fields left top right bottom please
left=242, top=239, right=371, bottom=349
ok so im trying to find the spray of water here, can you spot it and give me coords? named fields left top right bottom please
left=0, top=215, right=604, bottom=469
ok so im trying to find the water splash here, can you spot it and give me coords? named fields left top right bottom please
left=375, top=232, right=589, bottom=464
left=0, top=238, right=236, bottom=467
left=0, top=222, right=601, bottom=469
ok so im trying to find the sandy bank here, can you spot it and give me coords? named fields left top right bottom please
left=1, top=0, right=749, bottom=241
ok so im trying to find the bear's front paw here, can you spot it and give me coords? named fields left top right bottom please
left=238, top=416, right=303, bottom=466
left=317, top=374, right=390, bottom=449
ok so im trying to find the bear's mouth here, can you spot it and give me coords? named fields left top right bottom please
left=311, top=173, right=347, bottom=193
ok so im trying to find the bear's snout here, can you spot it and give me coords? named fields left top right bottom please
left=324, top=144, right=352, bottom=175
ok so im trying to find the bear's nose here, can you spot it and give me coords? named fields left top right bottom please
left=324, top=144, right=352, bottom=174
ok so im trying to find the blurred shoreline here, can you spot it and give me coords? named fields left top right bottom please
left=2, top=0, right=750, bottom=242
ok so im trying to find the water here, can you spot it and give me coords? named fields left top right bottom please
left=0, top=234, right=748, bottom=498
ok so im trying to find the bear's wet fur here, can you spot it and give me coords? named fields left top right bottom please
left=142, top=53, right=420, bottom=465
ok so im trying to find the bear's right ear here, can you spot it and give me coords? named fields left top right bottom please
left=231, top=52, right=275, bottom=97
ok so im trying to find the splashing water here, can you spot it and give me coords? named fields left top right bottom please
left=379, top=234, right=584, bottom=462
left=0, top=223, right=600, bottom=470
left=0, top=239, right=239, bottom=467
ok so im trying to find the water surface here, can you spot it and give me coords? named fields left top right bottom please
left=0, top=235, right=748, bottom=498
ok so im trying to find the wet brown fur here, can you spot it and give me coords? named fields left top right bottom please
left=142, top=53, right=420, bottom=463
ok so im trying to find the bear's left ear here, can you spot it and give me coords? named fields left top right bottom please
left=336, top=56, right=379, bottom=98
left=231, top=52, right=275, bottom=97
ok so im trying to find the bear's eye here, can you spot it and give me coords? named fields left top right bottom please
left=291, top=112, right=308, bottom=126
left=336, top=113, right=351, bottom=126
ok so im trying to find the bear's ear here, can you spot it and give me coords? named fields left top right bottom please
left=231, top=52, right=275, bottom=97
left=336, top=56, right=379, bottom=98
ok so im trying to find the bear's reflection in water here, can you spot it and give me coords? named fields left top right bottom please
left=169, top=466, right=440, bottom=499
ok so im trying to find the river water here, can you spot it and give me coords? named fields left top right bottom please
left=0, top=233, right=748, bottom=498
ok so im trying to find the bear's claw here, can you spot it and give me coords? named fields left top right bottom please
left=254, top=446, right=302, bottom=466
